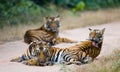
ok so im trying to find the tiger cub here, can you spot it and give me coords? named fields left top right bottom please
left=24, top=28, right=105, bottom=65
left=10, top=41, right=53, bottom=66
left=52, top=28, right=105, bottom=65
left=24, top=15, right=75, bottom=46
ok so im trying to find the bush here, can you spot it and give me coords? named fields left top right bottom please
left=0, top=0, right=120, bottom=28
left=0, top=0, right=42, bottom=27
left=72, top=1, right=85, bottom=12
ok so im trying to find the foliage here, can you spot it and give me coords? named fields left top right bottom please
left=111, top=54, right=120, bottom=72
left=0, top=0, right=120, bottom=28
left=0, top=0, right=42, bottom=27
left=72, top=1, right=85, bottom=12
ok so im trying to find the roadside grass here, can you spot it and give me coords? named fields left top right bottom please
left=61, top=8, right=120, bottom=30
left=0, top=8, right=120, bottom=43
left=0, top=23, right=42, bottom=44
left=75, top=48, right=120, bottom=72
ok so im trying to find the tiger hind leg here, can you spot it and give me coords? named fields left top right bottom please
left=24, top=36, right=40, bottom=44
left=59, top=60, right=82, bottom=65
left=59, top=60, right=72, bottom=65
left=44, top=61, right=54, bottom=66
left=82, top=57, right=93, bottom=64
left=72, top=61, right=83, bottom=65
left=60, top=61, right=82, bottom=65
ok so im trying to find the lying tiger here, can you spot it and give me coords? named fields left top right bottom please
left=10, top=41, right=53, bottom=66
left=24, top=15, right=75, bottom=46
left=18, top=28, right=105, bottom=66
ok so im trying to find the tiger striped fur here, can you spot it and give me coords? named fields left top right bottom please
left=10, top=42, right=40, bottom=62
left=10, top=41, right=53, bottom=66
left=24, top=15, right=75, bottom=46
left=51, top=28, right=105, bottom=65
left=52, top=28, right=105, bottom=65
left=24, top=28, right=105, bottom=66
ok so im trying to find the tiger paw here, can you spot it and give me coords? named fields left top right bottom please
left=10, top=57, right=21, bottom=62
left=10, top=59, right=17, bottom=62
left=10, top=57, right=23, bottom=62
left=64, top=62, right=72, bottom=65
left=82, top=57, right=93, bottom=64
left=44, top=61, right=54, bottom=66
left=73, top=61, right=83, bottom=65
left=22, top=61, right=34, bottom=66
left=60, top=61, right=72, bottom=65
left=23, top=61, right=29, bottom=65
left=22, top=60, right=36, bottom=66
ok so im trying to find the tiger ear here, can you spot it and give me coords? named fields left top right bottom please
left=44, top=16, right=50, bottom=21
left=45, top=16, right=49, bottom=19
left=55, top=15, right=60, bottom=21
left=88, top=28, right=92, bottom=31
left=101, top=28, right=105, bottom=35
left=29, top=42, right=36, bottom=49
left=56, top=15, right=60, bottom=18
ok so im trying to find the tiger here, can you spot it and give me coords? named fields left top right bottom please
left=10, top=41, right=53, bottom=66
left=24, top=15, right=75, bottom=46
left=23, top=28, right=105, bottom=66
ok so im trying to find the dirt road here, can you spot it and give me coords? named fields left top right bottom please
left=0, top=22, right=120, bottom=72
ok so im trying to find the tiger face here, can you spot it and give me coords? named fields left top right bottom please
left=29, top=41, right=42, bottom=57
left=88, top=28, right=105, bottom=44
left=44, top=15, right=60, bottom=33
left=30, top=41, right=53, bottom=65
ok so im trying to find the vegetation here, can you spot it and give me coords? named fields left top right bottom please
left=0, top=0, right=120, bottom=28
left=0, top=8, right=120, bottom=43
left=75, top=48, right=120, bottom=72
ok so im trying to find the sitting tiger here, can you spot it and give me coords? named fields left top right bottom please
left=24, top=15, right=75, bottom=46
left=10, top=41, right=53, bottom=66
left=22, top=28, right=105, bottom=66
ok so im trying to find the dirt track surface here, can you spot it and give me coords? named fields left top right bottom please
left=0, top=22, right=120, bottom=72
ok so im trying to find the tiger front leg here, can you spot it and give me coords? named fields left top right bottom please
left=53, top=37, right=77, bottom=45
left=10, top=57, right=24, bottom=62
left=22, top=58, right=39, bottom=66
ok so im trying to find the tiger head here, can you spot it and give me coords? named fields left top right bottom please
left=44, top=15, right=60, bottom=33
left=29, top=41, right=53, bottom=66
left=88, top=28, right=105, bottom=47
